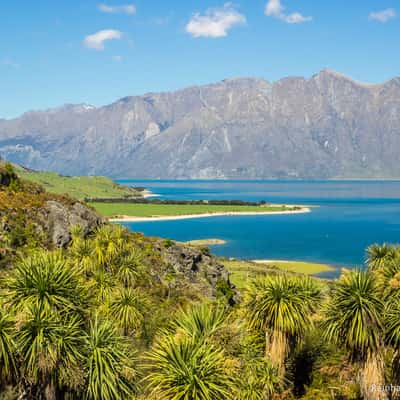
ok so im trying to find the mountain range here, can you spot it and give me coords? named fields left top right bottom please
left=1, top=69, right=400, bottom=179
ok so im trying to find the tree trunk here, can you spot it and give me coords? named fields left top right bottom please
left=265, top=330, right=288, bottom=378
left=361, top=353, right=388, bottom=400
left=44, top=383, right=56, bottom=400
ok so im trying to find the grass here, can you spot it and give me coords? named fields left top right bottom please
left=18, top=170, right=141, bottom=200
left=253, top=260, right=335, bottom=274
left=222, top=259, right=335, bottom=289
left=91, top=203, right=296, bottom=218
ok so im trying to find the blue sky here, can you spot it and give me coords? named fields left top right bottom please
left=1, top=0, right=399, bottom=118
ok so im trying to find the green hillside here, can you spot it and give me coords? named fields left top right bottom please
left=17, top=168, right=142, bottom=200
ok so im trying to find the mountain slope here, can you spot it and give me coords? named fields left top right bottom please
left=1, top=70, right=400, bottom=179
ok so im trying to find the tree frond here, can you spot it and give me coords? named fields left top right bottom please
left=145, top=335, right=233, bottom=400
left=322, top=269, right=384, bottom=361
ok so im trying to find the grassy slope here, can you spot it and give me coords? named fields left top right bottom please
left=223, top=259, right=334, bottom=289
left=91, top=203, right=294, bottom=217
left=18, top=170, right=141, bottom=200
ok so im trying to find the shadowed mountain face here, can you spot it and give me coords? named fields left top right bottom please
left=1, top=70, right=400, bottom=179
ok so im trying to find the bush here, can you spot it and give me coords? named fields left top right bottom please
left=163, top=238, right=174, bottom=248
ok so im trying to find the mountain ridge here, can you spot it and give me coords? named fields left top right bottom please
left=8, top=69, right=398, bottom=121
left=1, top=70, right=400, bottom=179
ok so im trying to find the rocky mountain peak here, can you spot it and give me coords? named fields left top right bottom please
left=0, top=71, right=399, bottom=179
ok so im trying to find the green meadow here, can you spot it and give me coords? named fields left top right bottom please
left=223, top=259, right=335, bottom=288
left=91, top=202, right=295, bottom=218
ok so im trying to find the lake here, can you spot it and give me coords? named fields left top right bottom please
left=116, top=180, right=400, bottom=276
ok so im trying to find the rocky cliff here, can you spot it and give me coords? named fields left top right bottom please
left=1, top=69, right=399, bottom=179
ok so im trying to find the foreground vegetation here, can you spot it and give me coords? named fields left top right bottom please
left=1, top=235, right=400, bottom=399
left=91, top=202, right=297, bottom=218
left=17, top=168, right=142, bottom=200
left=2, top=163, right=400, bottom=400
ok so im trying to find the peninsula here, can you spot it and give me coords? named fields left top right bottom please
left=92, top=203, right=311, bottom=221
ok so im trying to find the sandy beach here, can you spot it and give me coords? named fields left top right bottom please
left=109, top=207, right=311, bottom=222
left=141, top=189, right=160, bottom=198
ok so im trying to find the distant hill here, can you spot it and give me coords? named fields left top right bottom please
left=1, top=69, right=400, bottom=179
left=6, top=160, right=142, bottom=200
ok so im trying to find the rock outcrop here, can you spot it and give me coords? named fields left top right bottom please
left=43, top=200, right=103, bottom=247
left=165, top=243, right=228, bottom=281
left=157, top=241, right=233, bottom=299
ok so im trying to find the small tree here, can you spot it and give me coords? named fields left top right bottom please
left=146, top=335, right=232, bottom=400
left=84, top=316, right=137, bottom=400
left=322, top=269, right=386, bottom=400
left=244, top=275, right=321, bottom=376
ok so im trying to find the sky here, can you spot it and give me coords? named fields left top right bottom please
left=1, top=0, right=399, bottom=119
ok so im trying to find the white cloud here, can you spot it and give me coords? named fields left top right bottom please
left=284, top=12, right=312, bottom=24
left=98, top=4, right=136, bottom=15
left=186, top=3, right=246, bottom=38
left=112, top=55, right=123, bottom=62
left=84, top=29, right=123, bottom=50
left=265, top=0, right=283, bottom=17
left=265, top=0, right=312, bottom=24
left=369, top=8, right=396, bottom=23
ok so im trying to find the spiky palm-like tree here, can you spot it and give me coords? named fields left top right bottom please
left=16, top=305, right=84, bottom=399
left=84, top=316, right=137, bottom=400
left=114, top=249, right=145, bottom=288
left=366, top=243, right=397, bottom=272
left=70, top=237, right=97, bottom=275
left=87, top=269, right=115, bottom=305
left=108, top=287, right=144, bottom=336
left=70, top=224, right=84, bottom=244
left=5, top=250, right=85, bottom=314
left=383, top=297, right=400, bottom=388
left=172, top=302, right=228, bottom=341
left=386, top=298, right=400, bottom=349
left=373, top=255, right=400, bottom=301
left=93, top=225, right=129, bottom=268
left=244, top=275, right=321, bottom=376
left=146, top=335, right=232, bottom=400
left=322, top=269, right=385, bottom=400
left=0, top=308, right=16, bottom=384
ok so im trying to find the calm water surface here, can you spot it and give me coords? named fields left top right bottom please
left=116, top=180, right=400, bottom=276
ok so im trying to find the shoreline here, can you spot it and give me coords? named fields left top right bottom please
left=109, top=206, right=311, bottom=222
left=141, top=189, right=160, bottom=198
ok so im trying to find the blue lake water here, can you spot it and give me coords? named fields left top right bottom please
left=116, top=180, right=400, bottom=276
